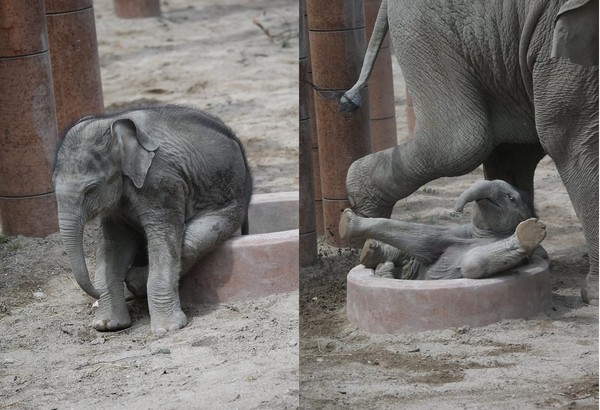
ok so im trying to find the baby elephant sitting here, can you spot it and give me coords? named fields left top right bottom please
left=339, top=180, right=547, bottom=280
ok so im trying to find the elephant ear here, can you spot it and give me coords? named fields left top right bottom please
left=111, top=118, right=159, bottom=189
left=551, top=0, right=598, bottom=66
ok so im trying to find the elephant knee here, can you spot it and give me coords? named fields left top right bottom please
left=460, top=254, right=486, bottom=279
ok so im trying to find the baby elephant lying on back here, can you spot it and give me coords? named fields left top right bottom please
left=339, top=180, right=546, bottom=280
left=53, top=105, right=252, bottom=335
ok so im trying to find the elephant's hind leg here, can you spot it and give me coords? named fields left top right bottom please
left=180, top=203, right=245, bottom=274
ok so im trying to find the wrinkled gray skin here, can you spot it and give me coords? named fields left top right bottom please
left=53, top=105, right=252, bottom=335
left=339, top=180, right=547, bottom=280
left=341, top=0, right=598, bottom=303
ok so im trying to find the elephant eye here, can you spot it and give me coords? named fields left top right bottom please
left=84, top=183, right=100, bottom=196
left=507, top=194, right=516, bottom=203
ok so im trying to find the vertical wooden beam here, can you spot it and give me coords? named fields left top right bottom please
left=45, top=0, right=104, bottom=133
left=0, top=0, right=59, bottom=237
left=299, top=0, right=318, bottom=266
left=307, top=0, right=372, bottom=246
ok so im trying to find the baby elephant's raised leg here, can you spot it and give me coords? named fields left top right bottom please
left=460, top=218, right=546, bottom=279
left=340, top=208, right=454, bottom=263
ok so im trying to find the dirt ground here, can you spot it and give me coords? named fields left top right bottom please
left=0, top=1, right=298, bottom=409
left=299, top=57, right=599, bottom=407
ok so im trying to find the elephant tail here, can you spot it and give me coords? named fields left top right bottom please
left=340, top=0, right=389, bottom=112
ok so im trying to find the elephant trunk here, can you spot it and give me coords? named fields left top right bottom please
left=454, top=180, right=498, bottom=212
left=58, top=210, right=102, bottom=299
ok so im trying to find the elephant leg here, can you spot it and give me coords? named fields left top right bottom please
left=533, top=58, right=599, bottom=305
left=180, top=203, right=245, bottom=274
left=339, top=208, right=459, bottom=264
left=346, top=61, right=496, bottom=218
left=483, top=143, right=546, bottom=205
left=93, top=217, right=142, bottom=331
left=124, top=243, right=149, bottom=298
left=459, top=218, right=546, bottom=279
left=144, top=226, right=187, bottom=335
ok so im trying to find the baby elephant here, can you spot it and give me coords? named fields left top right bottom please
left=53, top=105, right=252, bottom=335
left=339, top=180, right=546, bottom=280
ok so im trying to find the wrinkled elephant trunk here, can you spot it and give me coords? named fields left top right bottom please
left=454, top=180, right=498, bottom=212
left=58, top=211, right=102, bottom=299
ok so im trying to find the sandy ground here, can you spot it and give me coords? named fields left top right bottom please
left=299, top=56, right=599, bottom=407
left=0, top=1, right=298, bottom=409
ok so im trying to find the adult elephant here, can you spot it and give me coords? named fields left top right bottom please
left=341, top=0, right=598, bottom=304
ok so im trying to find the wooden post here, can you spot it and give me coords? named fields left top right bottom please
left=113, top=0, right=161, bottom=19
left=45, top=0, right=104, bottom=134
left=364, top=0, right=397, bottom=152
left=0, top=0, right=59, bottom=237
left=307, top=0, right=372, bottom=246
left=299, top=0, right=318, bottom=266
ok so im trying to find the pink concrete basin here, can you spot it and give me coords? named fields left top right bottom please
left=347, top=255, right=552, bottom=334
left=180, top=192, right=298, bottom=305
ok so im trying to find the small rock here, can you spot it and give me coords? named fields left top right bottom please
left=32, top=291, right=46, bottom=299
left=456, top=325, right=470, bottom=334
left=316, top=358, right=323, bottom=362
left=407, top=347, right=420, bottom=353
left=4, top=358, right=15, bottom=364
left=92, top=301, right=99, bottom=308
left=90, top=336, right=106, bottom=345
left=287, top=340, right=297, bottom=347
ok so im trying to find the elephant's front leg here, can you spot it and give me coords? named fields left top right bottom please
left=459, top=218, right=546, bottom=279
left=93, top=217, right=141, bottom=331
left=145, top=224, right=187, bottom=336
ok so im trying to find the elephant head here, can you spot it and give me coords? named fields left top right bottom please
left=454, top=179, right=534, bottom=236
left=52, top=116, right=159, bottom=299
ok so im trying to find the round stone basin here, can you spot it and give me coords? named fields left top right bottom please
left=347, top=255, right=552, bottom=334
left=179, top=192, right=298, bottom=305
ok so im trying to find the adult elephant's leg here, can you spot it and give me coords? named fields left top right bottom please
left=533, top=59, right=599, bottom=305
left=180, top=202, right=244, bottom=274
left=346, top=62, right=495, bottom=218
left=483, top=143, right=546, bottom=204
left=93, top=217, right=142, bottom=331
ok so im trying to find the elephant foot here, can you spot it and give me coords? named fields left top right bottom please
left=360, top=239, right=404, bottom=269
left=339, top=208, right=360, bottom=239
left=150, top=309, right=188, bottom=336
left=374, top=261, right=396, bottom=279
left=581, top=274, right=599, bottom=306
left=125, top=266, right=149, bottom=298
left=93, top=297, right=131, bottom=332
left=516, top=218, right=547, bottom=253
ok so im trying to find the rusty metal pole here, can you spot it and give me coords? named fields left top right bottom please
left=0, top=0, right=59, bottom=237
left=113, top=0, right=161, bottom=19
left=45, top=0, right=104, bottom=133
left=307, top=0, right=372, bottom=247
left=364, top=0, right=397, bottom=152
left=299, top=0, right=318, bottom=266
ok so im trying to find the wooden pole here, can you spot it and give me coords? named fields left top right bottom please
left=0, top=0, right=59, bottom=237
left=45, top=0, right=104, bottom=134
left=299, top=0, right=318, bottom=266
left=113, top=0, right=161, bottom=19
left=307, top=0, right=372, bottom=246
